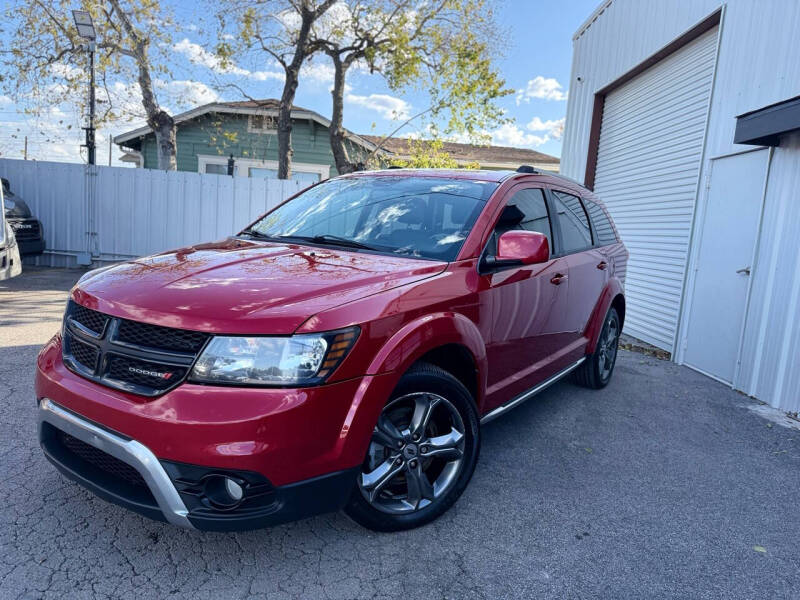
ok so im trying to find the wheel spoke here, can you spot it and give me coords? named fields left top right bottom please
left=405, top=463, right=435, bottom=508
left=424, top=428, right=464, bottom=461
left=408, top=395, right=439, bottom=439
left=361, top=456, right=404, bottom=502
left=374, top=413, right=404, bottom=448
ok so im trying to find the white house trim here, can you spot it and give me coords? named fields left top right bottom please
left=197, top=154, right=331, bottom=180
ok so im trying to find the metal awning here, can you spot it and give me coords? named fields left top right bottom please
left=734, top=95, right=800, bottom=146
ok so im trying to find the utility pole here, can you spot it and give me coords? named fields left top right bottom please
left=23, top=136, right=27, bottom=160
left=108, top=135, right=112, bottom=166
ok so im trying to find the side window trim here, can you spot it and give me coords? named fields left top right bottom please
left=546, top=186, right=595, bottom=256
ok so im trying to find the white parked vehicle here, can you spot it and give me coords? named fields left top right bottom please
left=0, top=181, right=22, bottom=281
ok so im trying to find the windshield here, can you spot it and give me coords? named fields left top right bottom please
left=245, top=176, right=496, bottom=261
left=1, top=181, right=31, bottom=218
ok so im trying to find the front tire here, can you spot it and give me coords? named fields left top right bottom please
left=573, top=306, right=621, bottom=389
left=344, top=362, right=480, bottom=532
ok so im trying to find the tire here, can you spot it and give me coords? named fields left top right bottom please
left=573, top=306, right=621, bottom=389
left=344, top=362, right=480, bottom=532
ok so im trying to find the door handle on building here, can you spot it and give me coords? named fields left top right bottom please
left=736, top=266, right=751, bottom=276
left=550, top=273, right=568, bottom=285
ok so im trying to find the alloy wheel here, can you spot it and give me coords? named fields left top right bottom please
left=359, top=392, right=466, bottom=514
left=598, top=312, right=620, bottom=379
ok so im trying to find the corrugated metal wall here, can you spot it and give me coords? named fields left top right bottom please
left=736, top=135, right=800, bottom=412
left=561, top=0, right=800, bottom=411
left=592, top=28, right=718, bottom=350
left=0, top=159, right=302, bottom=267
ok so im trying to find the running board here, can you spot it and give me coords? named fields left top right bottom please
left=480, top=357, right=586, bottom=425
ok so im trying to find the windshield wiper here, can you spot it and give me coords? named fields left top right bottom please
left=239, top=228, right=274, bottom=240
left=279, top=234, right=376, bottom=251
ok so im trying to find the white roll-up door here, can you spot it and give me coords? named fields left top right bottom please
left=593, top=27, right=718, bottom=351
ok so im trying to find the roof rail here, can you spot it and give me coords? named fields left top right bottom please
left=516, top=165, right=541, bottom=174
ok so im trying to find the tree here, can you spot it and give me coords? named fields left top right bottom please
left=383, top=138, right=478, bottom=169
left=311, top=0, right=510, bottom=174
left=1, top=0, right=180, bottom=169
left=216, top=0, right=337, bottom=179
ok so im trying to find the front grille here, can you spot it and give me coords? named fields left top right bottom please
left=117, top=318, right=208, bottom=354
left=59, top=430, right=147, bottom=487
left=107, top=355, right=188, bottom=391
left=9, top=219, right=41, bottom=240
left=69, top=303, right=108, bottom=336
left=68, top=336, right=99, bottom=372
left=62, top=300, right=206, bottom=396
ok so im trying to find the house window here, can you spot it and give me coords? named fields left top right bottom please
left=198, top=154, right=330, bottom=182
left=249, top=167, right=320, bottom=185
left=205, top=163, right=230, bottom=175
left=248, top=114, right=277, bottom=134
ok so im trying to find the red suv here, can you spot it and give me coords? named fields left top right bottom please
left=36, top=168, right=627, bottom=532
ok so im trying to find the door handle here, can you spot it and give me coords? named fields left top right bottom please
left=550, top=273, right=568, bottom=285
left=736, top=266, right=751, bottom=276
left=597, top=261, right=608, bottom=270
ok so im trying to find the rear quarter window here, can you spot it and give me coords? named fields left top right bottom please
left=584, top=199, right=617, bottom=246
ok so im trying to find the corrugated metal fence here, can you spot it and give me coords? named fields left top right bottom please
left=0, top=158, right=303, bottom=267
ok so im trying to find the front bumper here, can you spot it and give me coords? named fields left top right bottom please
left=39, top=398, right=361, bottom=531
left=36, top=335, right=397, bottom=530
left=18, top=237, right=45, bottom=256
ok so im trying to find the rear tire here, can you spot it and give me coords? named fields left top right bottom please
left=344, top=362, right=480, bottom=532
left=573, top=307, right=620, bottom=389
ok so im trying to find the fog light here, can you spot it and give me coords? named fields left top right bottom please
left=204, top=475, right=245, bottom=509
left=225, top=478, right=243, bottom=501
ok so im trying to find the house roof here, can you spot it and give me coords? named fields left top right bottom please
left=113, top=99, right=379, bottom=151
left=360, top=135, right=560, bottom=170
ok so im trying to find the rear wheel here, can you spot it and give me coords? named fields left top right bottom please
left=573, top=306, right=621, bottom=389
left=344, top=362, right=480, bottom=531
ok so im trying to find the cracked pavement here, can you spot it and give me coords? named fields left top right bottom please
left=2, top=267, right=800, bottom=599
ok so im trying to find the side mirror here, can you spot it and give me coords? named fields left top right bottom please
left=482, top=230, right=550, bottom=271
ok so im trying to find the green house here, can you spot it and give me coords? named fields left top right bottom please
left=114, top=99, right=559, bottom=180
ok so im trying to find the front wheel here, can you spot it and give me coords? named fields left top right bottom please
left=344, top=362, right=480, bottom=532
left=573, top=306, right=621, bottom=389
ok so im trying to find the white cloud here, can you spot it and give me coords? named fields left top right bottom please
left=173, top=38, right=285, bottom=81
left=0, top=95, right=12, bottom=106
left=160, top=80, right=220, bottom=108
left=526, top=116, right=565, bottom=139
left=345, top=93, right=410, bottom=120
left=301, top=61, right=335, bottom=85
left=490, top=122, right=549, bottom=148
left=174, top=38, right=249, bottom=76
left=516, top=76, right=568, bottom=104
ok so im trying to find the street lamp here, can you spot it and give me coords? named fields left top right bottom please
left=72, top=10, right=97, bottom=165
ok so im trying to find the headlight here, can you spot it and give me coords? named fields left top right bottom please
left=188, top=327, right=359, bottom=386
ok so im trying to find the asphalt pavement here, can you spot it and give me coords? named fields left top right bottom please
left=1, top=267, right=799, bottom=600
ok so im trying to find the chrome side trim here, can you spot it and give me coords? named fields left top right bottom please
left=480, top=357, right=586, bottom=425
left=38, top=398, right=194, bottom=529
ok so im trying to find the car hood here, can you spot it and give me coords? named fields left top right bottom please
left=72, top=238, right=446, bottom=334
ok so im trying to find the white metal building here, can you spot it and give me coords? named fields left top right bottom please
left=561, top=0, right=800, bottom=412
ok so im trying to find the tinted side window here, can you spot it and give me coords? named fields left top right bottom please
left=501, top=188, right=552, bottom=242
left=584, top=199, right=617, bottom=245
left=552, top=190, right=592, bottom=253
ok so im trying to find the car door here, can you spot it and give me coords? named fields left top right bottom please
left=549, top=188, right=607, bottom=351
left=480, top=185, right=573, bottom=411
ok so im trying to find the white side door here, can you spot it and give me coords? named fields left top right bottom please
left=682, top=149, right=768, bottom=383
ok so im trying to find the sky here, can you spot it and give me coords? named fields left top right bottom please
left=0, top=0, right=600, bottom=166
